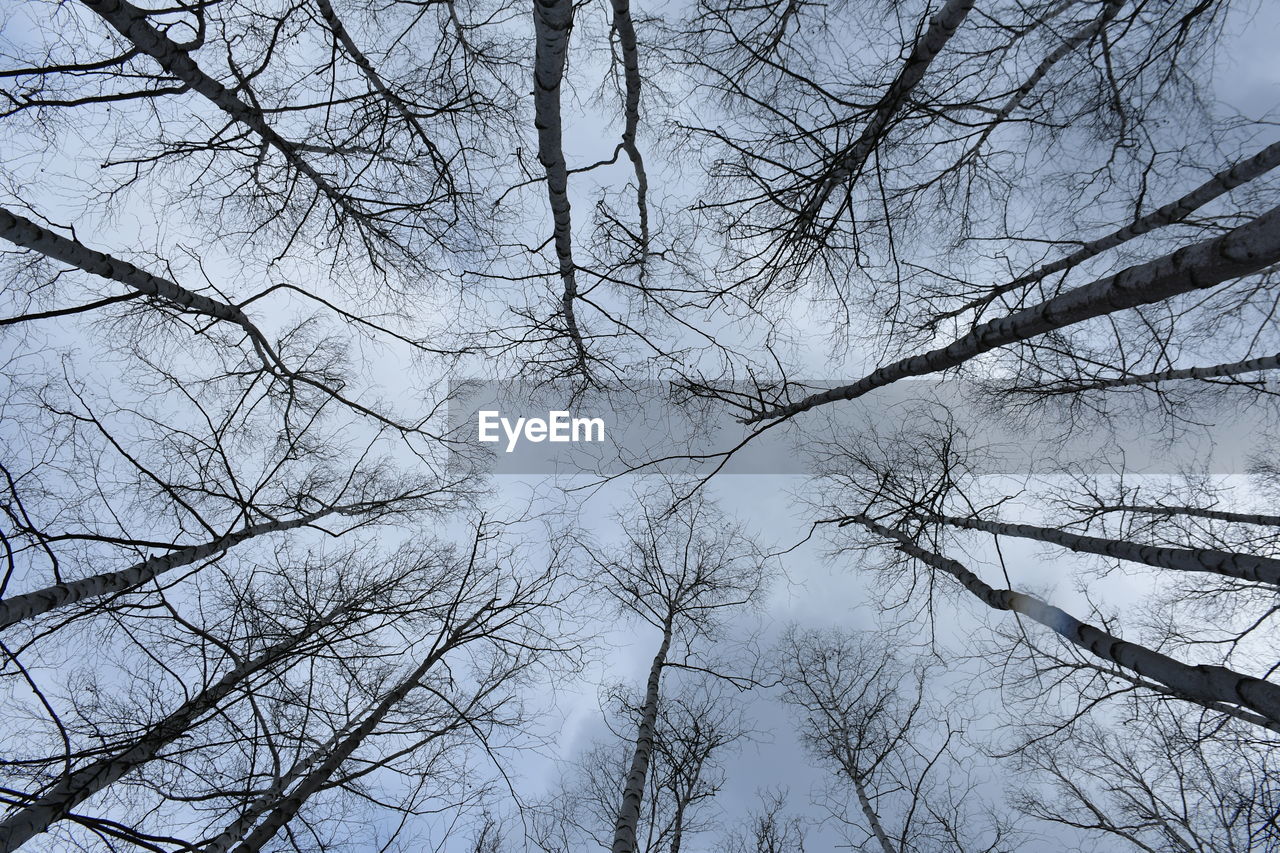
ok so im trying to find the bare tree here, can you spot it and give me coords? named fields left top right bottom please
left=1005, top=680, right=1280, bottom=851
left=5, top=0, right=1280, bottom=848
left=776, top=626, right=1017, bottom=853
left=724, top=790, right=807, bottom=853
left=534, top=677, right=747, bottom=853
left=0, top=517, right=572, bottom=852
left=574, top=487, right=767, bottom=853
left=809, top=420, right=1280, bottom=731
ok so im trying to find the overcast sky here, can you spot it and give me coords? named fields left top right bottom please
left=2, top=0, right=1278, bottom=847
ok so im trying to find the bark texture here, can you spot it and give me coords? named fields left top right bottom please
left=611, top=616, right=673, bottom=853
left=532, top=0, right=589, bottom=370
left=843, top=514, right=1280, bottom=728
left=925, top=513, right=1280, bottom=587
left=0, top=509, right=341, bottom=630
left=851, top=774, right=897, bottom=853
left=0, top=206, right=267, bottom=342
left=1094, top=502, right=1280, bottom=528
left=748, top=202, right=1280, bottom=421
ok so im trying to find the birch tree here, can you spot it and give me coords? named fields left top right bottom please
left=811, top=420, right=1280, bottom=732
left=776, top=627, right=1018, bottom=853
left=578, top=488, right=768, bottom=853
left=4, top=0, right=1280, bottom=847
left=534, top=679, right=747, bottom=853
left=1012, top=712, right=1280, bottom=852
left=0, top=520, right=571, bottom=852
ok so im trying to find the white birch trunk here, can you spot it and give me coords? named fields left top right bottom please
left=1097, top=502, right=1280, bottom=528
left=851, top=774, right=897, bottom=853
left=947, top=138, right=1280, bottom=319
left=0, top=603, right=350, bottom=851
left=926, top=513, right=1280, bottom=587
left=1036, top=351, right=1280, bottom=392
left=796, top=0, right=974, bottom=226
left=0, top=206, right=267, bottom=344
left=0, top=508, right=340, bottom=630
left=846, top=515, right=1280, bottom=728
left=200, top=726, right=348, bottom=853
left=532, top=0, right=589, bottom=370
left=966, top=0, right=1124, bottom=157
left=0, top=205, right=421, bottom=430
left=748, top=202, right=1280, bottom=422
left=224, top=606, right=489, bottom=852
left=77, top=0, right=375, bottom=230
left=607, top=0, right=649, bottom=254
left=611, top=615, right=673, bottom=853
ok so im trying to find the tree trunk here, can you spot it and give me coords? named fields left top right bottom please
left=225, top=604, right=493, bottom=852
left=532, top=0, right=589, bottom=370
left=1093, top=502, right=1280, bottom=529
left=0, top=206, right=268, bottom=343
left=1034, top=352, right=1280, bottom=393
left=948, top=138, right=1280, bottom=318
left=0, top=508, right=342, bottom=630
left=607, top=0, right=649, bottom=254
left=851, top=773, right=896, bottom=853
left=0, top=603, right=351, bottom=852
left=925, top=512, right=1280, bottom=587
left=201, top=726, right=350, bottom=853
left=0, top=206, right=416, bottom=430
left=612, top=614, right=674, bottom=853
left=747, top=202, right=1280, bottom=422
left=845, top=514, right=1280, bottom=728
left=669, top=799, right=685, bottom=853
left=797, top=0, right=974, bottom=225
left=311, top=0, right=449, bottom=177
left=77, top=0, right=370, bottom=226
left=966, top=0, right=1124, bottom=158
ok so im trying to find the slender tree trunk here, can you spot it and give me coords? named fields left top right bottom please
left=966, top=0, right=1124, bottom=158
left=77, top=0, right=374, bottom=228
left=201, top=725, right=350, bottom=853
left=844, top=514, right=1280, bottom=728
left=945, top=138, right=1280, bottom=321
left=224, top=607, right=487, bottom=853
left=0, top=508, right=344, bottom=630
left=1033, top=352, right=1280, bottom=393
left=669, top=799, right=685, bottom=853
left=0, top=207, right=267, bottom=344
left=311, top=0, right=449, bottom=177
left=850, top=773, right=896, bottom=853
left=1092, top=502, right=1280, bottom=528
left=796, top=0, right=974, bottom=225
left=0, top=604, right=350, bottom=852
left=532, top=0, right=589, bottom=371
left=924, top=513, right=1280, bottom=587
left=747, top=203, right=1280, bottom=422
left=607, top=0, right=649, bottom=255
left=0, top=206, right=419, bottom=431
left=612, top=614, right=674, bottom=853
